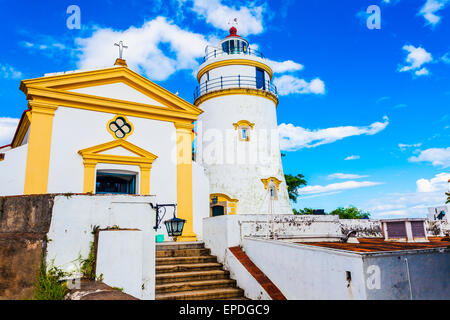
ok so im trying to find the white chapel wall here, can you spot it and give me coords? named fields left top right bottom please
left=192, top=162, right=210, bottom=240
left=70, top=82, right=165, bottom=107
left=46, top=106, right=177, bottom=206
left=0, top=144, right=28, bottom=196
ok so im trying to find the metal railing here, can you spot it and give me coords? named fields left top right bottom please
left=204, top=47, right=265, bottom=62
left=194, top=75, right=278, bottom=101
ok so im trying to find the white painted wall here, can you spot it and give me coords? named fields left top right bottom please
left=224, top=248, right=272, bottom=300
left=242, top=238, right=367, bottom=300
left=193, top=162, right=210, bottom=240
left=203, top=215, right=343, bottom=264
left=0, top=144, right=28, bottom=196
left=46, top=195, right=156, bottom=300
left=70, top=82, right=165, bottom=107
left=196, top=93, right=291, bottom=215
left=96, top=230, right=143, bottom=299
left=46, top=106, right=177, bottom=207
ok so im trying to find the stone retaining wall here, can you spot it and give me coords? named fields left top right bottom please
left=0, top=195, right=55, bottom=300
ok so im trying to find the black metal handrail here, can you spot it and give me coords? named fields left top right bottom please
left=204, top=47, right=265, bottom=62
left=194, top=75, right=278, bottom=101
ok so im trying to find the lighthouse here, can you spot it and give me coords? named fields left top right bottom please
left=194, top=27, right=292, bottom=216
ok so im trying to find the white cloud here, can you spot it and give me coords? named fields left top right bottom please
left=278, top=116, right=389, bottom=151
left=75, top=17, right=209, bottom=81
left=442, top=52, right=450, bottom=64
left=399, top=45, right=433, bottom=76
left=345, top=155, right=361, bottom=161
left=398, top=143, right=422, bottom=150
left=267, top=60, right=304, bottom=73
left=191, top=0, right=265, bottom=36
left=415, top=67, right=430, bottom=76
left=274, top=75, right=325, bottom=96
left=416, top=172, right=450, bottom=192
left=328, top=173, right=369, bottom=180
left=298, top=180, right=383, bottom=196
left=409, top=147, right=450, bottom=167
left=19, top=33, right=68, bottom=58
left=367, top=172, right=450, bottom=218
left=0, top=64, right=23, bottom=79
left=418, top=0, right=450, bottom=26
left=0, top=118, right=19, bottom=146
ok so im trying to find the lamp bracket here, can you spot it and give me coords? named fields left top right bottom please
left=150, top=203, right=177, bottom=231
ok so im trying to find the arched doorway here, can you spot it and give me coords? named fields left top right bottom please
left=211, top=205, right=225, bottom=217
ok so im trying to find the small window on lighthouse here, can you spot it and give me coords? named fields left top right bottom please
left=239, top=127, right=250, bottom=141
left=269, top=185, right=278, bottom=201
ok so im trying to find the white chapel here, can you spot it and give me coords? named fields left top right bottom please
left=0, top=27, right=293, bottom=241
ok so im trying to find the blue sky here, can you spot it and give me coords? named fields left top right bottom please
left=0, top=0, right=449, bottom=218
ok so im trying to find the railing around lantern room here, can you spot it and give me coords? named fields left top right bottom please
left=203, top=45, right=265, bottom=62
left=193, top=75, right=278, bottom=101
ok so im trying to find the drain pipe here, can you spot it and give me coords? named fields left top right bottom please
left=404, top=257, right=413, bottom=300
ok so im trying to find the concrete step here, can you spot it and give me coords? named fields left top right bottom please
left=156, top=262, right=223, bottom=274
left=156, top=287, right=245, bottom=300
left=156, top=255, right=218, bottom=266
left=156, top=270, right=230, bottom=285
left=156, top=279, right=237, bottom=294
left=156, top=248, right=211, bottom=258
left=156, top=242, right=205, bottom=251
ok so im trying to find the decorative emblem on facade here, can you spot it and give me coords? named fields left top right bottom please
left=107, top=115, right=133, bottom=139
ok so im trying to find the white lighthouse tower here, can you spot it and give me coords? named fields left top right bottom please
left=195, top=27, right=292, bottom=216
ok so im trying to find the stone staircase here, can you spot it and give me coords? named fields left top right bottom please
left=156, top=242, right=246, bottom=300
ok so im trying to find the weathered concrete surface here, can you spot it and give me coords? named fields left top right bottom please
left=0, top=195, right=55, bottom=300
left=0, top=235, right=45, bottom=300
left=65, top=279, right=139, bottom=300
left=340, top=219, right=449, bottom=238
left=340, top=219, right=383, bottom=238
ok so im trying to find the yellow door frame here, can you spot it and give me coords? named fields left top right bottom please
left=78, top=140, right=158, bottom=195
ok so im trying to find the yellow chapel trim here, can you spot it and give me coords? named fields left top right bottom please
left=78, top=140, right=158, bottom=195
left=23, top=102, right=58, bottom=195
left=175, top=122, right=197, bottom=242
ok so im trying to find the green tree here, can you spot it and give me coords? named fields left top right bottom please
left=285, top=174, right=307, bottom=203
left=446, top=192, right=450, bottom=204
left=329, top=206, right=370, bottom=219
left=296, top=208, right=315, bottom=215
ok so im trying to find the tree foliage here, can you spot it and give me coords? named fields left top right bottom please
left=329, top=206, right=370, bottom=219
left=294, top=206, right=370, bottom=219
left=293, top=208, right=315, bottom=215
left=285, top=174, right=307, bottom=203
left=446, top=192, right=450, bottom=204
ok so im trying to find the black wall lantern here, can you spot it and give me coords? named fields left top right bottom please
left=151, top=203, right=186, bottom=239
left=164, top=217, right=186, bottom=238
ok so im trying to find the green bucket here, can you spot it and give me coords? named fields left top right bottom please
left=155, top=234, right=164, bottom=243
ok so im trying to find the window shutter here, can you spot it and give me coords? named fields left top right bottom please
left=411, top=221, right=425, bottom=238
left=386, top=221, right=407, bottom=238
